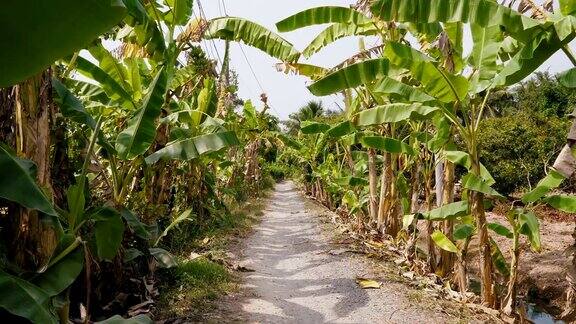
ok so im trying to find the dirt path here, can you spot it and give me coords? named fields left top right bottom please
left=211, top=181, right=465, bottom=323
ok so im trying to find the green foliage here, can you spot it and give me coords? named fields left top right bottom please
left=0, top=271, right=57, bottom=324
left=205, top=17, right=300, bottom=62
left=478, top=112, right=568, bottom=194
left=0, top=144, right=58, bottom=217
left=265, top=162, right=292, bottom=181
left=276, top=6, right=371, bottom=32
left=0, top=0, right=126, bottom=86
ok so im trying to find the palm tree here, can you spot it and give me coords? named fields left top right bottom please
left=283, top=100, right=325, bottom=135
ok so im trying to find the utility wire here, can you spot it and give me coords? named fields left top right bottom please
left=216, top=0, right=281, bottom=117
left=237, top=43, right=282, bottom=116
left=197, top=0, right=222, bottom=66
left=221, top=0, right=228, bottom=15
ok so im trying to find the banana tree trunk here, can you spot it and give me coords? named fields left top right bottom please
left=435, top=157, right=444, bottom=207
left=471, top=178, right=495, bottom=307
left=425, top=175, right=436, bottom=272
left=377, top=152, right=390, bottom=228
left=9, top=70, right=57, bottom=270
left=404, top=162, right=421, bottom=263
left=455, top=234, right=471, bottom=294
left=502, top=227, right=520, bottom=317
left=244, top=139, right=261, bottom=184
left=439, top=161, right=456, bottom=277
left=368, top=148, right=378, bottom=223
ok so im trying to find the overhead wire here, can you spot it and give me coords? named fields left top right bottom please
left=197, top=0, right=222, bottom=66
left=210, top=0, right=282, bottom=117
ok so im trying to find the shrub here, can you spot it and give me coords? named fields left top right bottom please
left=478, top=112, right=568, bottom=195
left=264, top=162, right=292, bottom=181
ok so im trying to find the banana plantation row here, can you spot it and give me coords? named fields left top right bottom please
left=205, top=0, right=576, bottom=322
left=1, top=0, right=576, bottom=323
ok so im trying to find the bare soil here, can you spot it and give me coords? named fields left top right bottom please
left=486, top=209, right=573, bottom=314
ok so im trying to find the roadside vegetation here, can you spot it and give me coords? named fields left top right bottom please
left=3, top=0, right=576, bottom=323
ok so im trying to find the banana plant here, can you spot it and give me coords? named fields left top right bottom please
left=0, top=0, right=128, bottom=87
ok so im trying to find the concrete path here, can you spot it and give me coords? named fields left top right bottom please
left=214, top=181, right=460, bottom=323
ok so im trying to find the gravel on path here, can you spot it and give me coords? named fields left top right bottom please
left=211, top=181, right=463, bottom=323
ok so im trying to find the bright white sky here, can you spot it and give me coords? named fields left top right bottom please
left=197, top=0, right=576, bottom=120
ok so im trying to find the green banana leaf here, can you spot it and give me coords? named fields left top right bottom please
left=197, top=78, right=218, bottom=124
left=559, top=67, right=576, bottom=88
left=453, top=223, right=475, bottom=240
left=121, top=0, right=149, bottom=24
left=303, top=23, right=378, bottom=59
left=487, top=223, right=513, bottom=239
left=335, top=176, right=369, bottom=187
left=155, top=209, right=194, bottom=246
left=356, top=103, right=439, bottom=126
left=431, top=230, right=459, bottom=253
left=89, top=45, right=134, bottom=98
left=91, top=207, right=125, bottom=261
left=52, top=78, right=116, bottom=153
left=300, top=121, right=331, bottom=134
left=370, top=0, right=542, bottom=39
left=165, top=0, right=193, bottom=26
left=32, top=235, right=84, bottom=296
left=383, top=42, right=469, bottom=103
left=276, top=133, right=303, bottom=150
left=0, top=0, right=126, bottom=87
left=325, top=121, right=356, bottom=138
left=490, top=238, right=510, bottom=277
left=422, top=201, right=469, bottom=221
left=205, top=17, right=300, bottom=62
left=0, top=271, right=57, bottom=324
left=121, top=209, right=152, bottom=240
left=441, top=150, right=495, bottom=185
left=145, top=131, right=239, bottom=165
left=171, top=64, right=201, bottom=90
left=494, top=19, right=576, bottom=87
left=461, top=173, right=505, bottom=199
left=308, top=58, right=391, bottom=96
left=0, top=144, right=58, bottom=217
left=444, top=22, right=465, bottom=71
left=116, top=67, right=168, bottom=160
left=545, top=195, right=576, bottom=213
left=276, top=6, right=371, bottom=32
left=72, top=56, right=136, bottom=109
left=361, top=136, right=415, bottom=155
left=276, top=62, right=328, bottom=80
left=522, top=169, right=565, bottom=204
left=52, top=78, right=97, bottom=128
left=149, top=247, right=178, bottom=268
left=468, top=24, right=505, bottom=93
left=371, top=77, right=436, bottom=103
left=519, top=211, right=541, bottom=252
left=560, top=0, right=576, bottom=16
left=406, top=22, right=443, bottom=42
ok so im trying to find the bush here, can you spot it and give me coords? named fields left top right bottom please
left=478, top=112, right=568, bottom=195
left=264, top=162, right=292, bottom=181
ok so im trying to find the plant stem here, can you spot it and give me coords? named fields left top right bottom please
left=563, top=45, right=576, bottom=67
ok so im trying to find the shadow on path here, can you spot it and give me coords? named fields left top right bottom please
left=215, top=181, right=454, bottom=324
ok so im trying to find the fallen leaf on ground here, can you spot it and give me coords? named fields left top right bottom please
left=355, top=277, right=381, bottom=289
